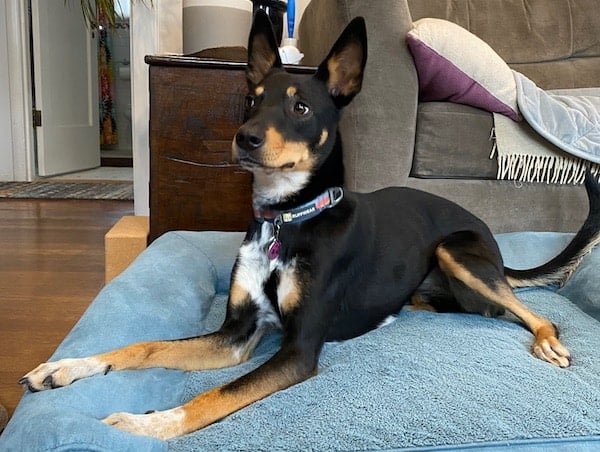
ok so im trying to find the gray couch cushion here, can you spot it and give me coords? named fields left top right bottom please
left=408, top=0, right=600, bottom=62
left=411, top=102, right=497, bottom=179
left=407, top=0, right=600, bottom=90
left=511, top=58, right=600, bottom=90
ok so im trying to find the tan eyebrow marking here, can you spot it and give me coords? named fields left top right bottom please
left=286, top=86, right=297, bottom=97
left=318, top=129, right=329, bottom=147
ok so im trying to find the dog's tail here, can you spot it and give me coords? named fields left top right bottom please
left=505, top=171, right=600, bottom=289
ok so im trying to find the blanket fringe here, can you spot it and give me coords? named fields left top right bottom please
left=489, top=127, right=498, bottom=159
left=496, top=153, right=600, bottom=185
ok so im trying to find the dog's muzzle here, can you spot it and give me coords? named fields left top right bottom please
left=235, top=127, right=264, bottom=154
left=233, top=126, right=265, bottom=167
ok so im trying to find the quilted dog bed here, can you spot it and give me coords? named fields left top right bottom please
left=1, top=231, right=599, bottom=451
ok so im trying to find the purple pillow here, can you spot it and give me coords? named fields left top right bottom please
left=406, top=18, right=520, bottom=121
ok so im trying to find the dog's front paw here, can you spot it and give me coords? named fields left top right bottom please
left=19, top=358, right=110, bottom=392
left=532, top=336, right=571, bottom=368
left=103, top=409, right=185, bottom=440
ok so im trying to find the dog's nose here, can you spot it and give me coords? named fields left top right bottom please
left=235, top=128, right=264, bottom=152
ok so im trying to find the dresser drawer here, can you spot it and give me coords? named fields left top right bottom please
left=149, top=64, right=247, bottom=165
left=149, top=157, right=252, bottom=242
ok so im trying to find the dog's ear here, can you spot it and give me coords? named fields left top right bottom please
left=246, top=10, right=283, bottom=87
left=315, top=17, right=367, bottom=107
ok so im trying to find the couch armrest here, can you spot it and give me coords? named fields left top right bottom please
left=299, top=0, right=418, bottom=190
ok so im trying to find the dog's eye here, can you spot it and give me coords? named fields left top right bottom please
left=245, top=95, right=256, bottom=110
left=293, top=101, right=310, bottom=116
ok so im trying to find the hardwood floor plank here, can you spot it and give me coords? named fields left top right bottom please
left=0, top=199, right=133, bottom=418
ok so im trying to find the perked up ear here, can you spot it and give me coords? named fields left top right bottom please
left=246, top=10, right=283, bottom=87
left=315, top=17, right=367, bottom=107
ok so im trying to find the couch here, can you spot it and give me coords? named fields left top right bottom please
left=299, top=0, right=600, bottom=233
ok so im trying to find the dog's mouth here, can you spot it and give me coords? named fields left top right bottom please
left=237, top=152, right=297, bottom=172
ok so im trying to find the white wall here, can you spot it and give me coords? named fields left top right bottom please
left=131, top=0, right=182, bottom=215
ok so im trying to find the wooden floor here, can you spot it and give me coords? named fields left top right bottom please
left=0, top=199, right=133, bottom=418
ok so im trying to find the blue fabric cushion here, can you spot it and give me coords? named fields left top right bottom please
left=1, top=231, right=599, bottom=451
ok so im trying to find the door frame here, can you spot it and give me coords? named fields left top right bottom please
left=4, top=0, right=35, bottom=181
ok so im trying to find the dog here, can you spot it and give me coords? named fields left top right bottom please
left=21, top=12, right=600, bottom=439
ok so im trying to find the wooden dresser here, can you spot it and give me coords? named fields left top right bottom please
left=145, top=55, right=314, bottom=242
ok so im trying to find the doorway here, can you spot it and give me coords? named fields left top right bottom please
left=98, top=2, right=133, bottom=169
left=29, top=0, right=132, bottom=181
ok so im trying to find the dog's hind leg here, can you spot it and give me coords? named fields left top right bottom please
left=435, top=231, right=571, bottom=368
left=410, top=266, right=501, bottom=315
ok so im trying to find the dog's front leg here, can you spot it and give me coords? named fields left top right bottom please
left=103, top=340, right=319, bottom=439
left=20, top=284, right=264, bottom=391
left=21, top=334, right=257, bottom=392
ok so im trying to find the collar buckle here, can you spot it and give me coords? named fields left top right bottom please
left=328, top=187, right=344, bottom=207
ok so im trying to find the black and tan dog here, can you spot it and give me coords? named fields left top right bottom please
left=21, top=12, right=600, bottom=439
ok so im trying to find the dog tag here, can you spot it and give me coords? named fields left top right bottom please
left=268, top=239, right=281, bottom=260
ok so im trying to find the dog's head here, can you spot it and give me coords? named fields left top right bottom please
left=233, top=11, right=367, bottom=205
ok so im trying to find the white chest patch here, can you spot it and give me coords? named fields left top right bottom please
left=234, top=222, right=292, bottom=328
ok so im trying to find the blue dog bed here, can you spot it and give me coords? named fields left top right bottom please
left=1, top=231, right=599, bottom=451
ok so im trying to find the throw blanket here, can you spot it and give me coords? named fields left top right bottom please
left=494, top=71, right=600, bottom=184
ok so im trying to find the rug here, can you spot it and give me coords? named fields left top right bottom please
left=0, top=181, right=133, bottom=201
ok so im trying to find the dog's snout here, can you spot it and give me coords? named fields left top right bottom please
left=235, top=127, right=264, bottom=152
